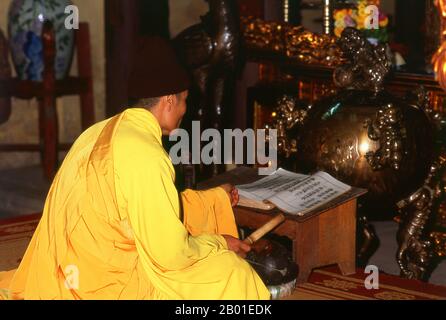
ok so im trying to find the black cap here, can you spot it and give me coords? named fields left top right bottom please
left=128, top=36, right=191, bottom=99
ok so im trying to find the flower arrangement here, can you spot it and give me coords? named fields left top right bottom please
left=334, top=0, right=389, bottom=44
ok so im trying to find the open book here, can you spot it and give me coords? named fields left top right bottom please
left=236, top=168, right=352, bottom=216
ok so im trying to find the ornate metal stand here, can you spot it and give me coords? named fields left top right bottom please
left=395, top=87, right=446, bottom=280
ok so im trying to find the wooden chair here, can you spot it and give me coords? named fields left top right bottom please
left=0, top=21, right=95, bottom=180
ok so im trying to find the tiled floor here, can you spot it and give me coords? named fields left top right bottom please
left=0, top=165, right=445, bottom=286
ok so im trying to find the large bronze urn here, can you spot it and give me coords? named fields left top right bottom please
left=272, top=28, right=435, bottom=218
left=295, top=89, right=434, bottom=217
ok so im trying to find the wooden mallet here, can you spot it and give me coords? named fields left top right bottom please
left=243, top=214, right=286, bottom=245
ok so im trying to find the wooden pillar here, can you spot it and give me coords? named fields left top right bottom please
left=77, top=23, right=95, bottom=130
left=105, top=0, right=139, bottom=117
left=40, top=21, right=58, bottom=180
left=0, top=29, right=11, bottom=124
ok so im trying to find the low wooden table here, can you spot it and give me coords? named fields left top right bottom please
left=198, top=166, right=366, bottom=285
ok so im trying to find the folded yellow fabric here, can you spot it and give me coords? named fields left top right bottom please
left=182, top=187, right=239, bottom=238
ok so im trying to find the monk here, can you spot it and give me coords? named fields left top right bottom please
left=0, top=37, right=270, bottom=300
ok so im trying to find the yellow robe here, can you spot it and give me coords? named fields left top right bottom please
left=6, top=108, right=270, bottom=300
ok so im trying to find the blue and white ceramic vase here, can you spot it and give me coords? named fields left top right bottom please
left=8, top=0, right=75, bottom=81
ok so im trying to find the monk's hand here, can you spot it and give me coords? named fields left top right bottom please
left=222, top=235, right=251, bottom=258
left=219, top=183, right=239, bottom=207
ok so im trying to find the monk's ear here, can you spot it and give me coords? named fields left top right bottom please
left=166, top=95, right=174, bottom=110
